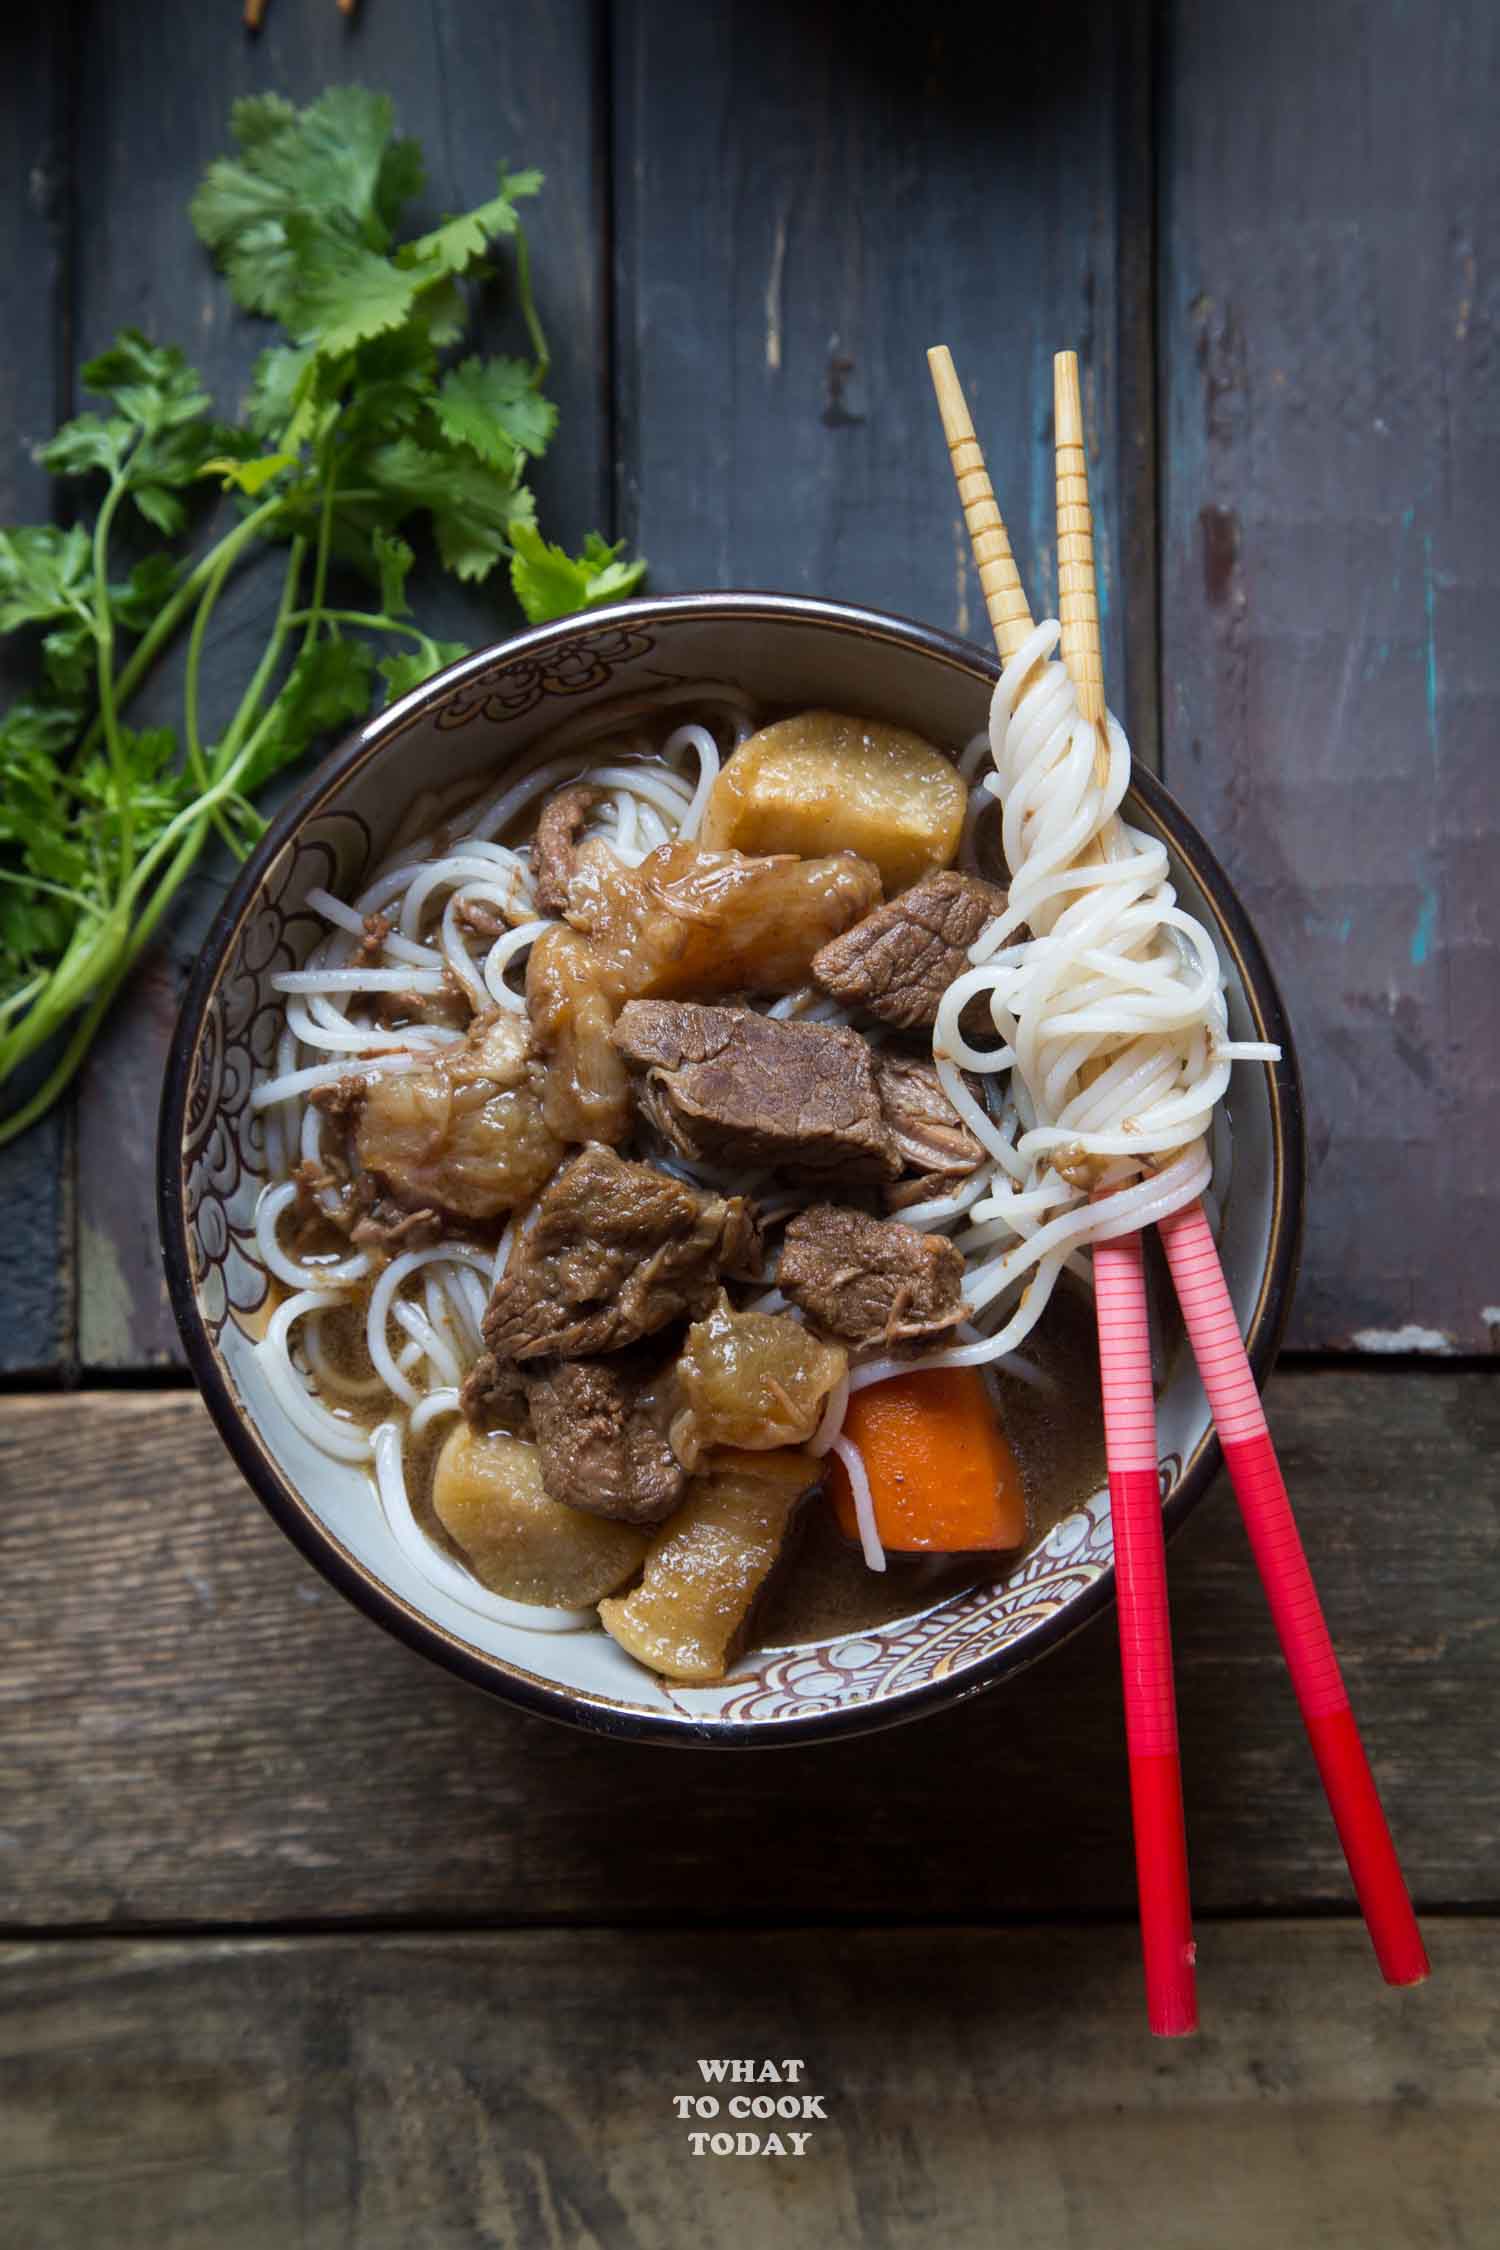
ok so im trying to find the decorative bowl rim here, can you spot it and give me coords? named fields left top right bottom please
left=157, top=590, right=1305, bottom=1748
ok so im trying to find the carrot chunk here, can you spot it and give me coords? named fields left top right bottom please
left=827, top=1368, right=1026, bottom=1553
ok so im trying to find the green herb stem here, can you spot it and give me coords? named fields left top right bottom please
left=73, top=492, right=288, bottom=775
left=283, top=607, right=427, bottom=641
left=90, top=471, right=137, bottom=887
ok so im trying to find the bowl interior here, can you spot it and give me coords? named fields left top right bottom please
left=164, top=596, right=1299, bottom=1743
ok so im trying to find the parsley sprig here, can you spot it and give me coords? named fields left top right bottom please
left=0, top=86, right=644, bottom=1146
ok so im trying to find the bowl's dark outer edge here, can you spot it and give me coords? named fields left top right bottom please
left=157, top=591, right=1306, bottom=1751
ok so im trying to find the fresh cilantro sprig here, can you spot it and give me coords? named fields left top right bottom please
left=0, top=86, right=644, bottom=1146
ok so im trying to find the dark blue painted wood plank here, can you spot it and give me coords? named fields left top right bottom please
left=1160, top=0, right=1500, bottom=1351
left=0, top=13, right=72, bottom=1372
left=613, top=1, right=1157, bottom=752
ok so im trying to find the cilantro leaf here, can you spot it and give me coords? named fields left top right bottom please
left=282, top=216, right=427, bottom=357
left=129, top=485, right=187, bottom=538
left=40, top=621, right=95, bottom=703
left=41, top=414, right=134, bottom=481
left=399, top=167, right=542, bottom=282
left=378, top=636, right=469, bottom=704
left=190, top=86, right=406, bottom=319
left=247, top=343, right=319, bottom=443
left=434, top=356, right=556, bottom=469
left=508, top=524, right=647, bottom=624
left=0, top=526, right=94, bottom=631
left=201, top=451, right=299, bottom=497
left=81, top=330, right=212, bottom=434
left=360, top=437, right=522, bottom=582
left=111, top=554, right=183, bottom=632
left=240, top=637, right=375, bottom=791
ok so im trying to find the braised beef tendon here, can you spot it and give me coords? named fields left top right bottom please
left=564, top=838, right=882, bottom=1000
left=525, top=923, right=634, bottom=1146
left=335, top=1014, right=564, bottom=1223
left=670, top=1295, right=848, bottom=1468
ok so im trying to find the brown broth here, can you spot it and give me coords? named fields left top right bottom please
left=756, top=1277, right=1107, bottom=1649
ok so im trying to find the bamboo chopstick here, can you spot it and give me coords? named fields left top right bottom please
left=928, top=341, right=1428, bottom=1999
left=929, top=343, right=1198, bottom=2036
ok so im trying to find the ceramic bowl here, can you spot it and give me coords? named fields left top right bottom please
left=159, top=593, right=1303, bottom=1744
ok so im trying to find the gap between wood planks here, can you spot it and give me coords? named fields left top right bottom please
left=0, top=1906, right=1494, bottom=1946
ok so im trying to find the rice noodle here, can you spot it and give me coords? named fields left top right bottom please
left=808, top=1370, right=850, bottom=1457
left=483, top=919, right=555, bottom=1013
left=929, top=620, right=1276, bottom=1364
left=254, top=1178, right=371, bottom=1292
left=366, top=1245, right=497, bottom=1410
left=253, top=1291, right=374, bottom=1461
left=831, top=1436, right=885, bottom=1573
left=304, top=885, right=439, bottom=970
left=251, top=1049, right=424, bottom=1110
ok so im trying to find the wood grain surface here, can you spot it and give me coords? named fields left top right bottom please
left=2, top=1922, right=1494, bottom=2249
left=2, top=1372, right=1492, bottom=1930
left=1160, top=0, right=1500, bottom=1352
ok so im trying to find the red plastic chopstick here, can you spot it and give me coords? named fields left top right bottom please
left=1157, top=1199, right=1429, bottom=1986
left=1093, top=1231, right=1198, bottom=2035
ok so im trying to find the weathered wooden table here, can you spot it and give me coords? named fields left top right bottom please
left=3, top=5, right=1496, bottom=2242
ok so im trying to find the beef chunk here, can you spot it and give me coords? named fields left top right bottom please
left=613, top=1001, right=900, bottom=1183
left=524, top=1352, right=687, bottom=1524
left=778, top=1204, right=967, bottom=1348
left=533, top=782, right=608, bottom=916
left=810, top=869, right=1007, bottom=1030
left=470, top=1144, right=759, bottom=1384
left=875, top=1054, right=985, bottom=1210
left=459, top=1350, right=529, bottom=1428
